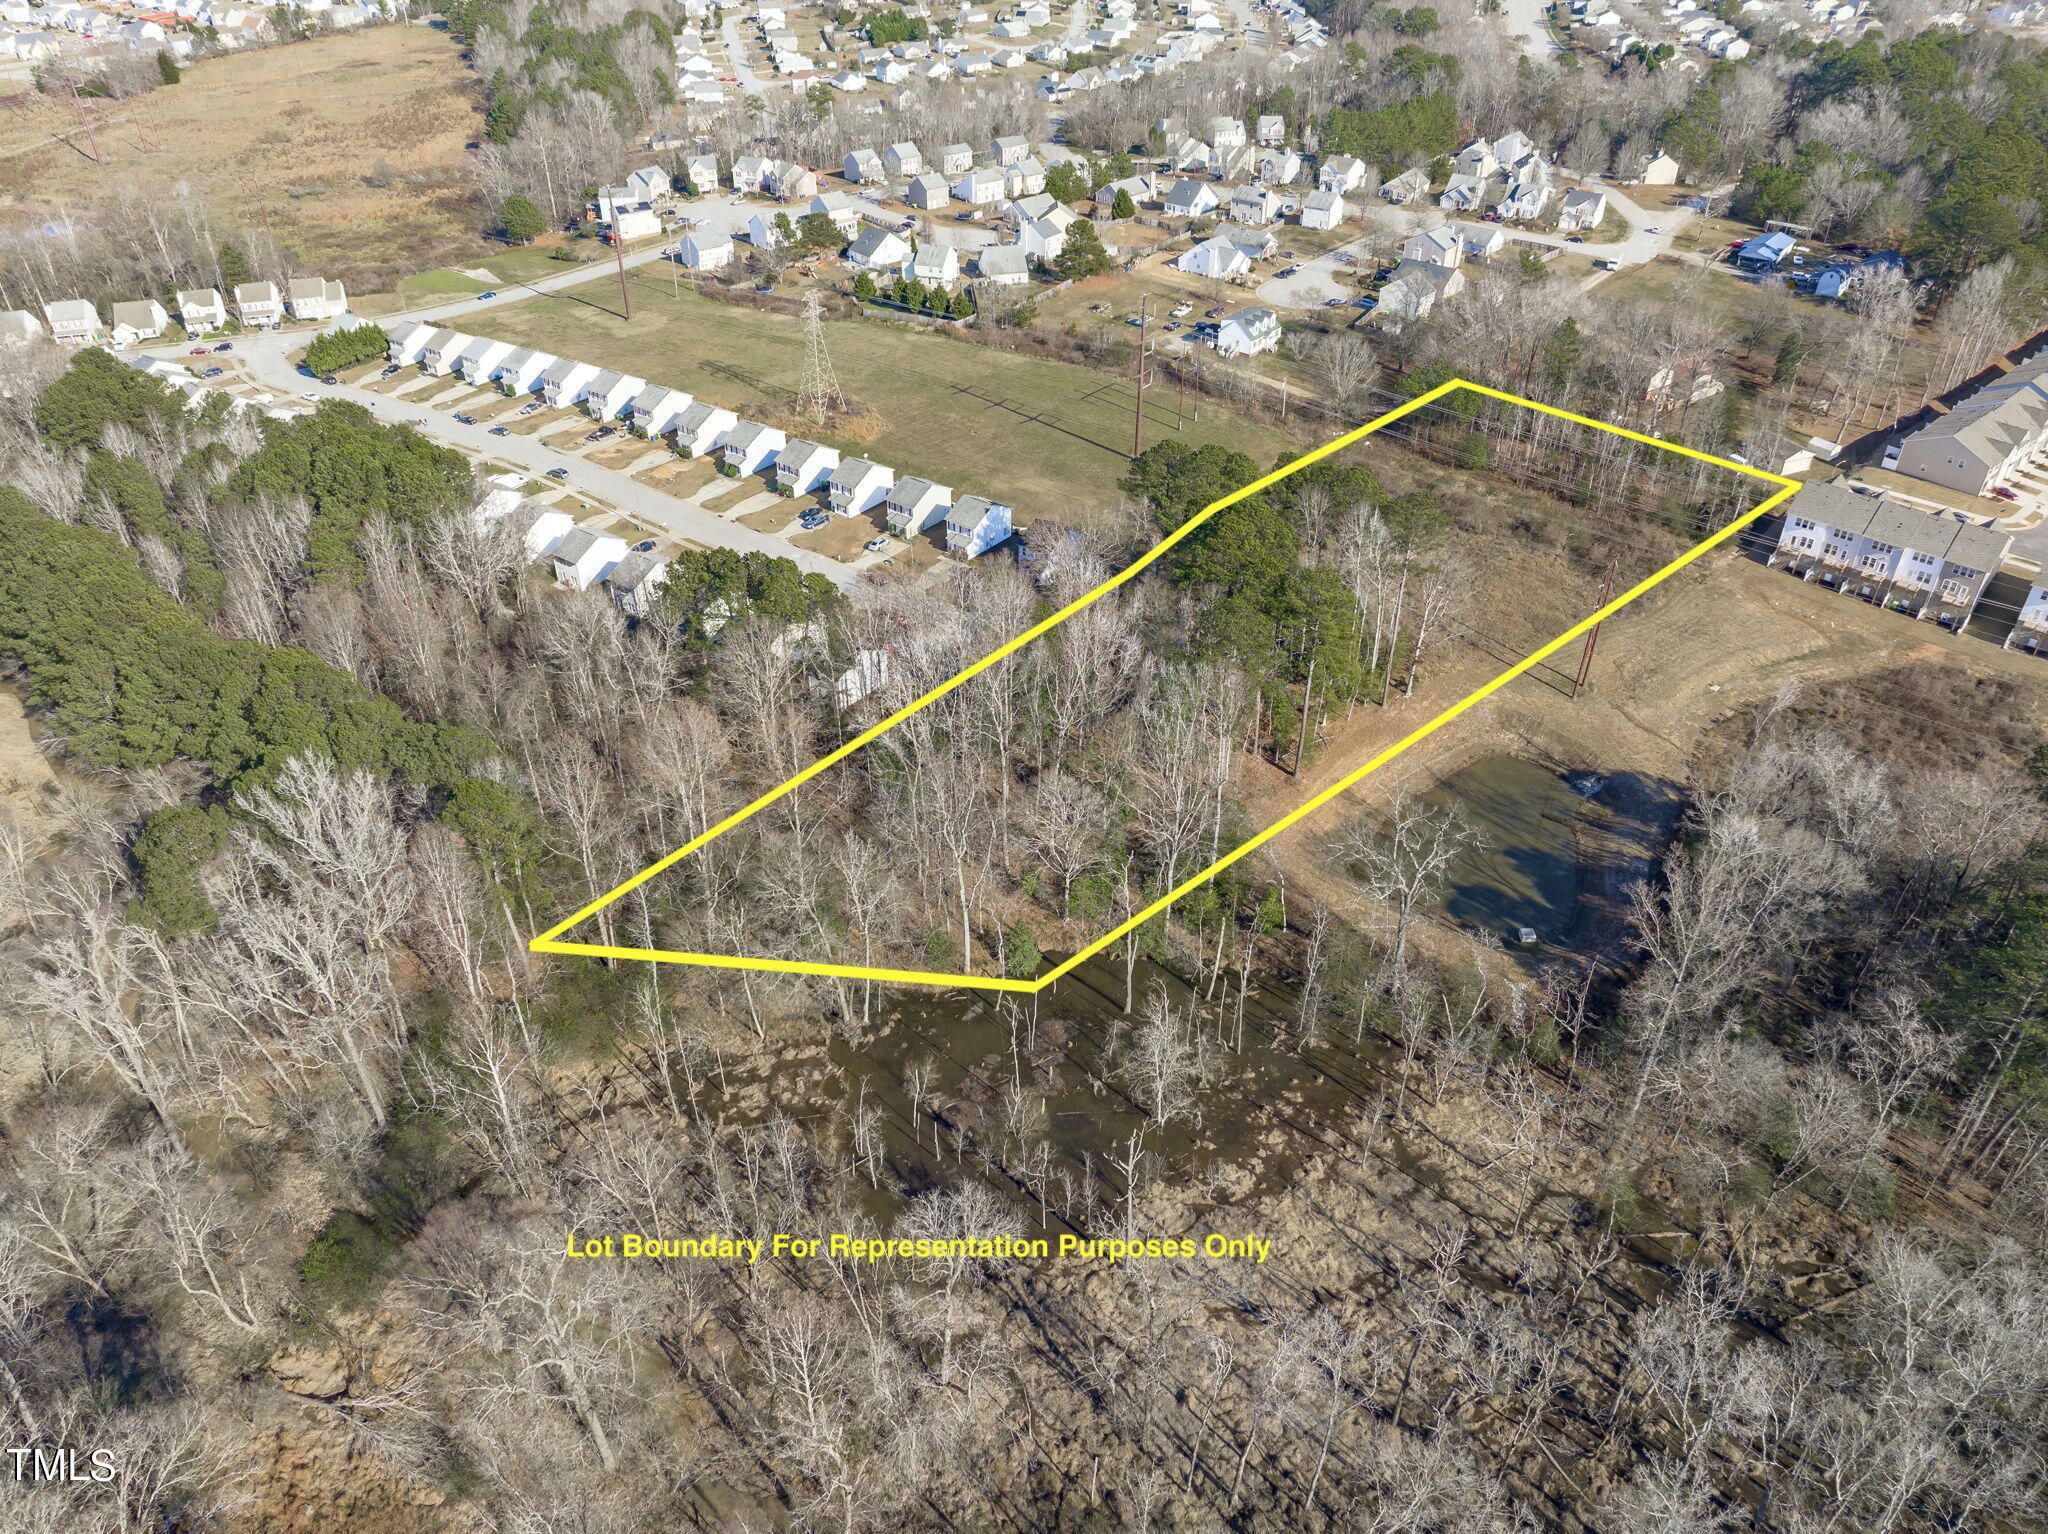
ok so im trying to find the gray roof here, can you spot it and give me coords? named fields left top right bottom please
left=950, top=493, right=1007, bottom=524
left=726, top=420, right=780, bottom=449
left=606, top=549, right=666, bottom=591
left=976, top=245, right=1029, bottom=277
left=1905, top=357, right=2048, bottom=467
left=677, top=400, right=729, bottom=430
left=552, top=526, right=606, bottom=563
left=888, top=475, right=949, bottom=506
left=847, top=225, right=901, bottom=260
left=1788, top=483, right=2011, bottom=571
left=828, top=456, right=885, bottom=488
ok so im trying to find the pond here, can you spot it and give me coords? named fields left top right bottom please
left=1418, top=756, right=1586, bottom=946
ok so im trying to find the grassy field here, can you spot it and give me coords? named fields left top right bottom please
left=0, top=26, right=486, bottom=289
left=468, top=267, right=1304, bottom=523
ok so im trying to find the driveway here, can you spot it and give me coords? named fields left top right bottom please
left=1498, top=0, right=1564, bottom=60
left=223, top=348, right=855, bottom=587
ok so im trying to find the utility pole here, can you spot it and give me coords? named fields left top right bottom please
left=1131, top=292, right=1150, bottom=460
left=611, top=230, right=633, bottom=320
left=1571, top=555, right=1619, bottom=699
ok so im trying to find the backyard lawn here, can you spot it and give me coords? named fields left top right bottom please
left=464, top=266, right=1304, bottom=524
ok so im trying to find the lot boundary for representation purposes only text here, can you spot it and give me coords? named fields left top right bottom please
left=529, top=379, right=1801, bottom=992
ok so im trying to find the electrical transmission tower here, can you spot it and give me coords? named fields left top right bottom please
left=796, top=290, right=845, bottom=423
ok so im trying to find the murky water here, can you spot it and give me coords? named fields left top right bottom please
left=1419, top=756, right=1586, bottom=945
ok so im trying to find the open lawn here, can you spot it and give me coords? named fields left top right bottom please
left=467, top=265, right=1303, bottom=525
left=0, top=27, right=489, bottom=289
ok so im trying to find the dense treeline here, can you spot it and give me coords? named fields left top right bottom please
left=1725, top=31, right=2048, bottom=283
left=2, top=324, right=2048, bottom=1533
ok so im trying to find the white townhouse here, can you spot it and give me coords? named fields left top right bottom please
left=848, top=226, right=914, bottom=269
left=1770, top=482, right=2010, bottom=630
left=1176, top=235, right=1251, bottom=280
left=907, top=173, right=952, bottom=210
left=907, top=243, right=959, bottom=287
left=286, top=277, right=348, bottom=321
left=386, top=319, right=433, bottom=366
left=233, top=281, right=283, bottom=328
left=1018, top=214, right=1067, bottom=264
left=515, top=506, right=576, bottom=557
left=632, top=384, right=694, bottom=437
left=722, top=420, right=786, bottom=475
left=496, top=347, right=557, bottom=394
left=605, top=549, right=670, bottom=619
left=955, top=166, right=1006, bottom=205
left=1216, top=306, right=1281, bottom=357
left=1163, top=179, right=1220, bottom=218
left=774, top=439, right=840, bottom=495
left=1004, top=157, right=1047, bottom=197
left=1381, top=167, right=1429, bottom=204
left=683, top=152, right=719, bottom=191
left=938, top=143, right=975, bottom=175
left=674, top=401, right=738, bottom=456
left=582, top=370, right=646, bottom=420
left=1888, top=354, right=2048, bottom=498
left=991, top=133, right=1030, bottom=166
left=419, top=328, right=475, bottom=376
left=625, top=165, right=670, bottom=202
left=882, top=141, right=924, bottom=177
left=177, top=288, right=227, bottom=333
left=946, top=494, right=1013, bottom=557
left=732, top=154, right=774, bottom=192
left=1556, top=187, right=1607, bottom=232
left=2008, top=582, right=2048, bottom=652
left=827, top=457, right=894, bottom=515
left=769, top=162, right=819, bottom=200
left=455, top=337, right=515, bottom=385
left=541, top=358, right=601, bottom=407
left=885, top=476, right=951, bottom=537
left=678, top=229, right=733, bottom=269
left=1399, top=225, right=1463, bottom=268
left=108, top=300, right=169, bottom=347
left=844, top=147, right=886, bottom=183
left=1376, top=260, right=1466, bottom=325
left=975, top=245, right=1031, bottom=285
left=1207, top=114, right=1245, bottom=149
left=1230, top=184, right=1282, bottom=225
left=1299, top=189, right=1346, bottom=230
left=550, top=526, right=629, bottom=590
left=1319, top=154, right=1368, bottom=194
left=1453, top=221, right=1508, bottom=259
left=810, top=190, right=862, bottom=235
left=745, top=211, right=790, bottom=249
left=1257, top=149, right=1303, bottom=186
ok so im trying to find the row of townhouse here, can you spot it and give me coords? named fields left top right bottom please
left=3, top=278, right=346, bottom=348
left=1769, top=482, right=2010, bottom=631
left=1885, top=353, right=2048, bottom=500
left=383, top=322, right=1015, bottom=561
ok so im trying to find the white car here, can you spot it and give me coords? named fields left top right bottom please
left=864, top=537, right=890, bottom=553
left=301, top=391, right=318, bottom=401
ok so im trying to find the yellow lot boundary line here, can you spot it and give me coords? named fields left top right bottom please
left=530, top=381, right=1799, bottom=993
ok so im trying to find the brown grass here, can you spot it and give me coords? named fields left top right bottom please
left=0, top=27, right=487, bottom=289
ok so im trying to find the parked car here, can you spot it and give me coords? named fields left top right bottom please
left=518, top=402, right=543, bottom=414
left=478, top=290, right=498, bottom=299
left=1205, top=306, right=1224, bottom=319
left=214, top=342, right=233, bottom=352
left=301, top=391, right=318, bottom=401
left=864, top=537, right=890, bottom=553
left=1992, top=487, right=2021, bottom=502
left=322, top=374, right=339, bottom=384
left=188, top=347, right=210, bottom=356
left=489, top=426, right=511, bottom=437
left=201, top=367, right=224, bottom=378
left=381, top=364, right=401, bottom=376
left=546, top=467, right=569, bottom=479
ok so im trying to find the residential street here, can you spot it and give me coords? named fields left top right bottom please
left=1255, top=178, right=1693, bottom=309
left=149, top=250, right=860, bottom=587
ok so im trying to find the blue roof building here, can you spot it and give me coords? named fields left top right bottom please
left=1734, top=230, right=1796, bottom=270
